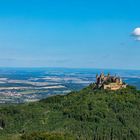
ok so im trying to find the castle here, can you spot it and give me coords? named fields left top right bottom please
left=95, top=73, right=127, bottom=90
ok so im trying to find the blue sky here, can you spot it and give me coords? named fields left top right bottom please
left=0, top=0, right=140, bottom=69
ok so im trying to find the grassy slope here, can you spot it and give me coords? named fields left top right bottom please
left=0, top=85, right=140, bottom=140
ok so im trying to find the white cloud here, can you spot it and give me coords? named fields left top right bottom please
left=132, top=27, right=140, bottom=36
left=132, top=27, right=140, bottom=41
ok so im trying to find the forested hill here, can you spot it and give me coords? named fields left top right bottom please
left=0, top=84, right=140, bottom=140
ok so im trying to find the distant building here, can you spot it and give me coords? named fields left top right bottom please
left=95, top=73, right=127, bottom=90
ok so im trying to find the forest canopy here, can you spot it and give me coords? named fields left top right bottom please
left=0, top=85, right=140, bottom=140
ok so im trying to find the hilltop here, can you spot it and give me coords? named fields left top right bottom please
left=0, top=84, right=140, bottom=140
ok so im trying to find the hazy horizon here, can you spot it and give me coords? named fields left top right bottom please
left=0, top=66, right=140, bottom=71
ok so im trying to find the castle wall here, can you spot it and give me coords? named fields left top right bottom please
left=104, top=84, right=126, bottom=90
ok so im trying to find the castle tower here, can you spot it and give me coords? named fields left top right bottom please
left=119, top=78, right=123, bottom=84
left=100, top=72, right=104, bottom=79
left=100, top=72, right=104, bottom=83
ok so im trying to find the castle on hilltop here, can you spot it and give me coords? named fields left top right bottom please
left=95, top=73, right=127, bottom=90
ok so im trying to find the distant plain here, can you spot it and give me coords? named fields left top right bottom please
left=0, top=68, right=140, bottom=103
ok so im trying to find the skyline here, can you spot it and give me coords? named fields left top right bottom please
left=0, top=0, right=140, bottom=69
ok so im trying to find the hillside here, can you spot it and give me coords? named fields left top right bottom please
left=0, top=84, right=140, bottom=140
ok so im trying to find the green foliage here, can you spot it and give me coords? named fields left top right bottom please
left=0, top=85, right=140, bottom=140
left=21, top=132, right=75, bottom=140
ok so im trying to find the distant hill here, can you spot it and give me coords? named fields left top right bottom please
left=0, top=84, right=140, bottom=140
